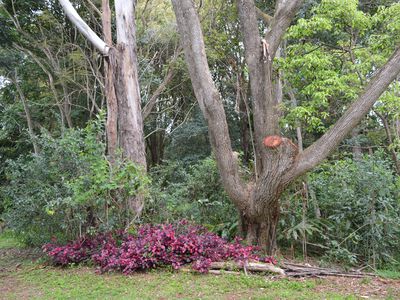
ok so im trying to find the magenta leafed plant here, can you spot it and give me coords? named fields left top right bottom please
left=43, top=221, right=276, bottom=274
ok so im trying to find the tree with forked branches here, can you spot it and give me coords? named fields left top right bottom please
left=171, top=0, right=400, bottom=254
left=56, top=0, right=400, bottom=253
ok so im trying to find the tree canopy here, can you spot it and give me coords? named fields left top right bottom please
left=0, top=0, right=400, bottom=266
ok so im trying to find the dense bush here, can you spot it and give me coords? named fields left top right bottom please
left=1, top=114, right=148, bottom=245
left=144, top=157, right=238, bottom=239
left=280, top=153, right=400, bottom=267
left=146, top=153, right=400, bottom=268
left=43, top=221, right=276, bottom=274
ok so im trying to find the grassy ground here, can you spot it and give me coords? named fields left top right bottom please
left=1, top=232, right=399, bottom=300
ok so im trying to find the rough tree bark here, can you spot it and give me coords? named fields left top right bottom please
left=58, top=0, right=178, bottom=216
left=58, top=0, right=147, bottom=217
left=101, top=0, right=118, bottom=161
left=114, top=0, right=146, bottom=168
left=172, top=0, right=400, bottom=254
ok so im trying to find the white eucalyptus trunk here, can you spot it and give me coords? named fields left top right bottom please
left=58, top=0, right=147, bottom=218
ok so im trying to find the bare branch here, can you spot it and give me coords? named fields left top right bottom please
left=85, top=0, right=102, bottom=17
left=13, top=43, right=67, bottom=130
left=142, top=48, right=182, bottom=120
left=255, top=7, right=272, bottom=26
left=13, top=69, right=39, bottom=155
left=142, top=67, right=174, bottom=120
left=58, top=0, right=109, bottom=55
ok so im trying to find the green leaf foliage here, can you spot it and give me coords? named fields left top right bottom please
left=1, top=114, right=149, bottom=245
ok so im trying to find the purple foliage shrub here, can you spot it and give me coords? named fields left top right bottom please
left=43, top=221, right=276, bottom=274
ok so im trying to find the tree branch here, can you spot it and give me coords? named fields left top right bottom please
left=290, top=47, right=400, bottom=179
left=256, top=7, right=272, bottom=26
left=142, top=67, right=175, bottom=120
left=142, top=47, right=182, bottom=120
left=236, top=0, right=271, bottom=175
left=172, top=0, right=249, bottom=208
left=265, top=0, right=304, bottom=58
left=85, top=0, right=102, bottom=17
left=13, top=69, right=39, bottom=155
left=58, top=0, right=110, bottom=55
left=236, top=0, right=262, bottom=74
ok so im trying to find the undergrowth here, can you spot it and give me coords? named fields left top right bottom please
left=43, top=221, right=276, bottom=274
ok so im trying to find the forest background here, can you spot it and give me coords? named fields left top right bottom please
left=0, top=0, right=400, bottom=270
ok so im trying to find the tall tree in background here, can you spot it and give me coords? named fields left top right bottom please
left=58, top=0, right=146, bottom=216
left=171, top=0, right=400, bottom=254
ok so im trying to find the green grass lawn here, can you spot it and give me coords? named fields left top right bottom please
left=0, top=232, right=399, bottom=300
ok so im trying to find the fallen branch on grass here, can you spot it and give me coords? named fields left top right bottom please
left=209, top=261, right=286, bottom=276
left=183, top=260, right=378, bottom=279
left=282, top=262, right=377, bottom=278
left=181, top=261, right=286, bottom=276
left=180, top=268, right=242, bottom=275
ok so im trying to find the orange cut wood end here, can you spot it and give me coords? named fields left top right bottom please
left=263, top=135, right=283, bottom=149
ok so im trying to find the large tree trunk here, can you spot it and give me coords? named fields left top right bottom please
left=241, top=201, right=280, bottom=254
left=114, top=0, right=146, bottom=168
left=172, top=0, right=400, bottom=256
left=113, top=0, right=147, bottom=217
left=244, top=137, right=298, bottom=252
left=171, top=0, right=301, bottom=254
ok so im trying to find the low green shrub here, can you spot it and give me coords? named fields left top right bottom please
left=1, top=114, right=148, bottom=245
left=280, top=152, right=400, bottom=267
left=144, top=157, right=238, bottom=239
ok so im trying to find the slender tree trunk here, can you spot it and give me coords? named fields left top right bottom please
left=286, top=85, right=304, bottom=151
left=102, top=0, right=118, bottom=161
left=13, top=71, right=39, bottom=155
left=375, top=111, right=400, bottom=175
left=351, top=128, right=363, bottom=160
left=60, top=79, right=73, bottom=128
left=146, top=131, right=165, bottom=167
